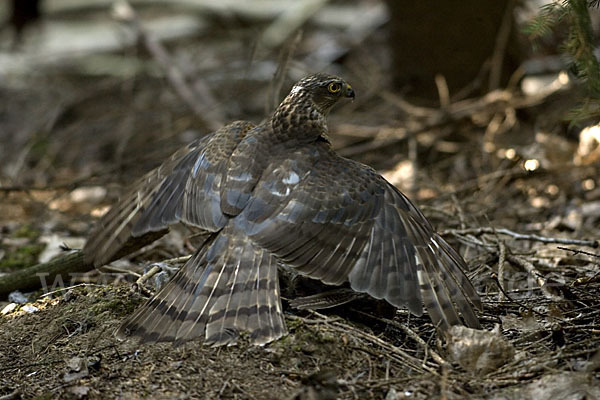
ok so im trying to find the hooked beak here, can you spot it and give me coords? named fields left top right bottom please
left=345, top=84, right=355, bottom=99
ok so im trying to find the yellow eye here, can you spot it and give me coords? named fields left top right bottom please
left=328, top=82, right=341, bottom=93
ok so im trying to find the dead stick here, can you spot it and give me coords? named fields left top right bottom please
left=557, top=246, right=600, bottom=259
left=440, top=227, right=598, bottom=247
left=0, top=251, right=92, bottom=297
left=507, top=255, right=564, bottom=302
left=497, top=241, right=507, bottom=302
left=354, top=310, right=450, bottom=368
left=489, top=273, right=547, bottom=318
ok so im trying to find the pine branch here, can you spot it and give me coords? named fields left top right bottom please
left=526, top=0, right=600, bottom=123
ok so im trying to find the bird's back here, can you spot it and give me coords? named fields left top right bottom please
left=84, top=74, right=481, bottom=346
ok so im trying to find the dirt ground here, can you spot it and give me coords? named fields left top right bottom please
left=1, top=1, right=600, bottom=399
left=1, top=160, right=599, bottom=400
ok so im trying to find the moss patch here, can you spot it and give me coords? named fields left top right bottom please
left=0, top=243, right=45, bottom=271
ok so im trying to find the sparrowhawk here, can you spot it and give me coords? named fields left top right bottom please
left=84, top=73, right=482, bottom=346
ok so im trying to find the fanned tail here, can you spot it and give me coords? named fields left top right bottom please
left=115, top=224, right=286, bottom=346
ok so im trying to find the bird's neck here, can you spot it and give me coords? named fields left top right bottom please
left=270, top=92, right=329, bottom=145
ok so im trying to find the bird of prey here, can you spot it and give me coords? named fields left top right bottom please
left=84, top=73, right=481, bottom=346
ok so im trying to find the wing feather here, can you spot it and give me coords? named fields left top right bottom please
left=84, top=121, right=254, bottom=267
left=239, top=144, right=480, bottom=328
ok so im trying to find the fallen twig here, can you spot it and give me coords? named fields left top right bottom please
left=0, top=389, right=20, bottom=400
left=498, top=241, right=507, bottom=302
left=289, top=310, right=437, bottom=374
left=507, top=255, right=565, bottom=302
left=557, top=246, right=600, bottom=258
left=0, top=251, right=91, bottom=298
left=39, top=283, right=104, bottom=299
left=341, top=84, right=563, bottom=158
left=489, top=273, right=548, bottom=318
left=441, top=227, right=598, bottom=247
left=267, top=31, right=303, bottom=114
left=370, top=312, right=450, bottom=368
left=329, top=318, right=438, bottom=374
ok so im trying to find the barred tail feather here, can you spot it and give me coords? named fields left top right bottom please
left=205, top=247, right=286, bottom=346
left=115, top=225, right=286, bottom=346
left=114, top=242, right=212, bottom=343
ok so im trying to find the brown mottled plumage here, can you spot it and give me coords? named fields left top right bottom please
left=84, top=73, right=481, bottom=346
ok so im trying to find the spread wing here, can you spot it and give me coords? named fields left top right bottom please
left=83, top=121, right=255, bottom=267
left=238, top=144, right=481, bottom=329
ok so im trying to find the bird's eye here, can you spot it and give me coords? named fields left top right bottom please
left=327, top=82, right=341, bottom=93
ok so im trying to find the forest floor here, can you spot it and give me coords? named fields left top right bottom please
left=1, top=2, right=600, bottom=399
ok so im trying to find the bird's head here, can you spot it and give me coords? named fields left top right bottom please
left=271, top=73, right=355, bottom=144
left=288, top=73, right=355, bottom=116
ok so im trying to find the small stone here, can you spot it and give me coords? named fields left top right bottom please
left=8, top=290, right=28, bottom=304
left=21, top=304, right=39, bottom=313
left=69, top=186, right=107, bottom=203
left=1, top=303, right=18, bottom=315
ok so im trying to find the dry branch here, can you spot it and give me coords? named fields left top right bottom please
left=441, top=227, right=598, bottom=247
left=340, top=86, right=565, bottom=158
left=0, top=251, right=91, bottom=297
left=507, top=255, right=566, bottom=303
left=498, top=241, right=507, bottom=302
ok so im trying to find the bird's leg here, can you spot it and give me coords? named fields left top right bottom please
left=134, top=257, right=189, bottom=295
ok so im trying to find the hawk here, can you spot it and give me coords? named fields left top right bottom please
left=84, top=73, right=481, bottom=346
